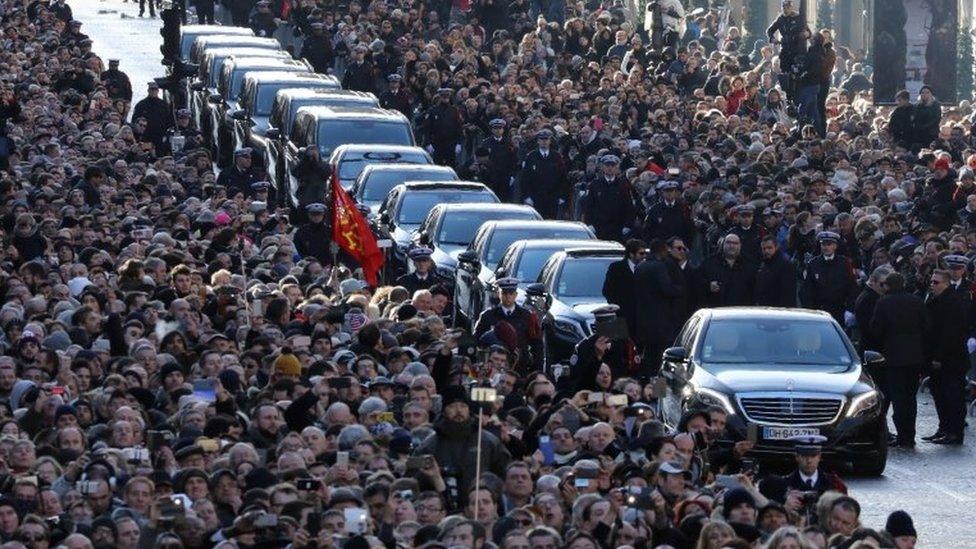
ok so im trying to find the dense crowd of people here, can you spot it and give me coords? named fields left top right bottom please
left=0, top=0, right=973, bottom=546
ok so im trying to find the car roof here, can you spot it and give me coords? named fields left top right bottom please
left=514, top=238, right=616, bottom=250
left=556, top=245, right=625, bottom=257
left=226, top=58, right=305, bottom=70
left=332, top=144, right=427, bottom=156
left=245, top=72, right=338, bottom=85
left=294, top=106, right=408, bottom=122
left=481, top=220, right=589, bottom=232
left=700, top=307, right=834, bottom=321
left=362, top=164, right=455, bottom=176
left=276, top=88, right=376, bottom=101
left=399, top=181, right=490, bottom=191
left=435, top=203, right=539, bottom=215
left=195, top=35, right=277, bottom=48
left=183, top=25, right=253, bottom=36
left=205, top=47, right=290, bottom=59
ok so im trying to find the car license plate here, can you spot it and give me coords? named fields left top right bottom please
left=762, top=427, right=820, bottom=440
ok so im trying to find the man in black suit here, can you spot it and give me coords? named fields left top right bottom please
left=870, top=272, right=931, bottom=447
left=481, top=118, right=518, bottom=202
left=924, top=268, right=970, bottom=445
left=754, top=235, right=797, bottom=307
left=602, top=238, right=645, bottom=339
left=854, top=265, right=894, bottom=415
left=634, top=239, right=685, bottom=375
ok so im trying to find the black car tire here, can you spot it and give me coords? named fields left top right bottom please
left=853, top=422, right=888, bottom=476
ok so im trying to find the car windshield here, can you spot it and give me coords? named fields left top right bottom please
left=317, top=121, right=413, bottom=157
left=397, top=192, right=496, bottom=224
left=699, top=318, right=853, bottom=368
left=338, top=151, right=430, bottom=181
left=513, top=247, right=563, bottom=282
left=360, top=169, right=455, bottom=202
left=554, top=257, right=615, bottom=298
left=484, top=226, right=591, bottom=265
left=437, top=211, right=538, bottom=246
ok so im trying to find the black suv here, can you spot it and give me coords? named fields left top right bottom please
left=376, top=182, right=499, bottom=271
left=279, top=107, right=414, bottom=212
left=265, top=89, right=379, bottom=194
left=205, top=57, right=311, bottom=164
left=191, top=48, right=292, bottom=138
left=453, top=220, right=595, bottom=328
left=230, top=72, right=340, bottom=166
left=525, top=245, right=625, bottom=367
left=659, top=308, right=887, bottom=475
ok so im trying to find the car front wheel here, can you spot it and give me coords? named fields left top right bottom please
left=852, top=422, right=888, bottom=476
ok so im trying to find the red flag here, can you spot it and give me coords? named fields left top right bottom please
left=330, top=174, right=384, bottom=285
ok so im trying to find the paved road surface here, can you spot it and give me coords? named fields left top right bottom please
left=66, top=1, right=976, bottom=545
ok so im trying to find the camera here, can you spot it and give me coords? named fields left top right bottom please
left=800, top=491, right=820, bottom=507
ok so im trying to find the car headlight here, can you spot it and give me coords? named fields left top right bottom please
left=553, top=318, right=585, bottom=340
left=846, top=390, right=879, bottom=417
left=695, top=387, right=737, bottom=415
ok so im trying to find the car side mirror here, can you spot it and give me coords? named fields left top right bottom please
left=379, top=212, right=390, bottom=225
left=525, top=283, right=546, bottom=297
left=266, top=128, right=281, bottom=139
left=418, top=232, right=431, bottom=246
left=208, top=93, right=223, bottom=104
left=863, top=350, right=884, bottom=365
left=231, top=109, right=247, bottom=120
left=663, top=346, right=688, bottom=363
left=494, top=266, right=507, bottom=278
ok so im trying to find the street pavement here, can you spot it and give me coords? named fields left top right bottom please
left=67, top=1, right=976, bottom=545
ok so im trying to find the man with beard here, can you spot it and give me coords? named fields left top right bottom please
left=414, top=383, right=511, bottom=498
left=699, top=233, right=757, bottom=307
left=754, top=235, right=797, bottom=307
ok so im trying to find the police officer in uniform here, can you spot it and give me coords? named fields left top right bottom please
left=294, top=203, right=333, bottom=265
left=422, top=88, right=463, bottom=167
left=800, top=231, right=857, bottom=326
left=216, top=147, right=260, bottom=199
left=163, top=109, right=204, bottom=157
left=380, top=74, right=412, bottom=117
left=250, top=0, right=279, bottom=38
left=473, top=277, right=543, bottom=372
left=250, top=181, right=273, bottom=206
left=300, top=22, right=334, bottom=74
left=101, top=59, right=132, bottom=102
left=517, top=129, right=566, bottom=219
left=396, top=247, right=437, bottom=294
left=584, top=155, right=637, bottom=242
left=643, top=180, right=693, bottom=244
left=943, top=254, right=975, bottom=298
left=782, top=435, right=846, bottom=496
left=481, top=118, right=517, bottom=202
left=727, top=204, right=765, bottom=262
left=341, top=45, right=376, bottom=93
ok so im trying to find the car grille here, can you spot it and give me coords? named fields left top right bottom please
left=737, top=395, right=843, bottom=426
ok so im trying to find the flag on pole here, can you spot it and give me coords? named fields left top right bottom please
left=330, top=174, right=383, bottom=286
